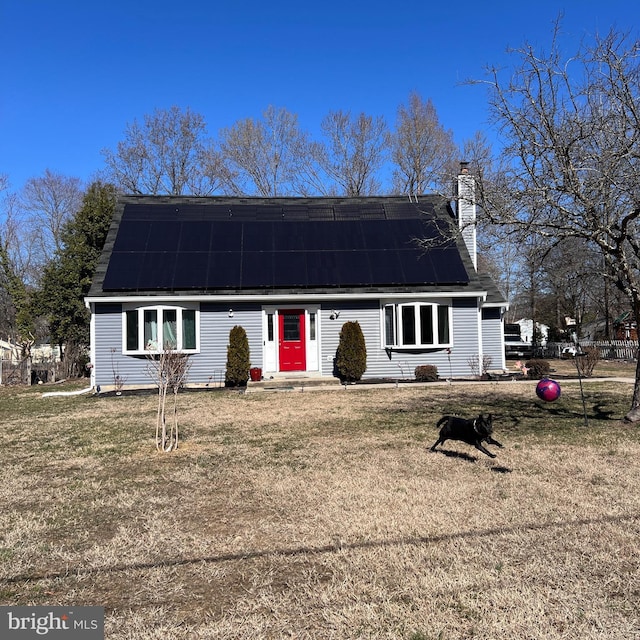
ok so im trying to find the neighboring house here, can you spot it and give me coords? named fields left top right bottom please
left=515, top=319, right=549, bottom=347
left=613, top=312, right=638, bottom=341
left=86, top=168, right=507, bottom=389
left=0, top=340, right=20, bottom=364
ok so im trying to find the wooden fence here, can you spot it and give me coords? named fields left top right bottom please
left=1, top=358, right=59, bottom=385
left=546, top=341, right=638, bottom=361
left=0, top=359, right=30, bottom=385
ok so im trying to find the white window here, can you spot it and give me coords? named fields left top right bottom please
left=123, top=305, right=199, bottom=354
left=383, top=302, right=451, bottom=348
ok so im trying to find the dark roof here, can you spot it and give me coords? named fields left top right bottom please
left=89, top=195, right=487, bottom=297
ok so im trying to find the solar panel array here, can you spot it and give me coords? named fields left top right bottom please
left=102, top=200, right=470, bottom=291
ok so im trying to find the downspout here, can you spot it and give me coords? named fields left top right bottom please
left=43, top=385, right=94, bottom=398
left=43, top=299, right=97, bottom=398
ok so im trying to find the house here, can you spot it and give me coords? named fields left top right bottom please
left=613, top=312, right=638, bottom=341
left=0, top=339, right=20, bottom=364
left=86, top=169, right=507, bottom=389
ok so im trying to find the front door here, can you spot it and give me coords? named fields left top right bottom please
left=278, top=309, right=306, bottom=371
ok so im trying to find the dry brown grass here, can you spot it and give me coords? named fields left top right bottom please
left=1, top=370, right=639, bottom=639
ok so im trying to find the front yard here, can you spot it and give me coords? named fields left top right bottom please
left=1, top=366, right=639, bottom=638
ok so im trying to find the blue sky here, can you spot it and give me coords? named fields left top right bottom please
left=2, top=0, right=638, bottom=192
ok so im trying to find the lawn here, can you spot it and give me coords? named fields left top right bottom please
left=1, top=362, right=639, bottom=639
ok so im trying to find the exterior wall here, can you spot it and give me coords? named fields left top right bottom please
left=482, top=307, right=506, bottom=371
left=447, top=298, right=482, bottom=377
left=318, top=298, right=481, bottom=380
left=91, top=296, right=487, bottom=388
left=91, top=301, right=263, bottom=389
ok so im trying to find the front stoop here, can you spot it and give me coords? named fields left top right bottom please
left=248, top=372, right=340, bottom=392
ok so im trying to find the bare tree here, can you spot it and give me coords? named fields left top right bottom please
left=474, top=21, right=640, bottom=421
left=316, top=110, right=388, bottom=196
left=389, top=92, right=458, bottom=196
left=21, top=169, right=83, bottom=258
left=219, top=105, right=307, bottom=196
left=102, top=106, right=224, bottom=195
left=146, top=349, right=191, bottom=452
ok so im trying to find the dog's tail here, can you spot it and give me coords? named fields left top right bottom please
left=436, top=415, right=450, bottom=429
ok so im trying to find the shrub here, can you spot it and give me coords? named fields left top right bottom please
left=575, top=346, right=600, bottom=377
left=415, top=365, right=439, bottom=382
left=225, top=325, right=250, bottom=387
left=335, top=321, right=367, bottom=382
left=525, top=358, right=551, bottom=379
left=467, top=354, right=493, bottom=379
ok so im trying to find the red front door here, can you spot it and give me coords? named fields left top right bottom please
left=278, top=310, right=306, bottom=371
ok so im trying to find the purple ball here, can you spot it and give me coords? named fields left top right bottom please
left=536, top=378, right=561, bottom=402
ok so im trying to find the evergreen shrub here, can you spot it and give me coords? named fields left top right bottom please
left=225, top=325, right=250, bottom=387
left=335, top=321, right=367, bottom=382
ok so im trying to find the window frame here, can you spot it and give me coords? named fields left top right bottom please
left=122, top=304, right=200, bottom=354
left=382, top=301, right=452, bottom=349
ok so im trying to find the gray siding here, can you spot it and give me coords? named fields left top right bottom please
left=92, top=296, right=487, bottom=388
left=92, top=301, right=263, bottom=388
left=482, top=307, right=506, bottom=371
left=196, top=303, right=262, bottom=385
left=319, top=298, right=481, bottom=380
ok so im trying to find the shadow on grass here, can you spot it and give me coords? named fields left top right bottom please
left=433, top=449, right=478, bottom=462
left=431, top=448, right=512, bottom=473
left=6, top=513, right=634, bottom=587
left=419, top=387, right=630, bottom=435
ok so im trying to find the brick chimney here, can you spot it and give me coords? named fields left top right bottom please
left=456, top=161, right=477, bottom=270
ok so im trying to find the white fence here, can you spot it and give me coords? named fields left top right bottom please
left=546, top=341, right=638, bottom=361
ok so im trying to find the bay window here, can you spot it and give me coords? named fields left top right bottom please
left=124, top=305, right=198, bottom=353
left=383, top=302, right=451, bottom=348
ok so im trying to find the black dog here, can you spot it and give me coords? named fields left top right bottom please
left=430, top=413, right=503, bottom=458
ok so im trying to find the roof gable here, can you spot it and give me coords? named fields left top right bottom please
left=94, top=196, right=474, bottom=295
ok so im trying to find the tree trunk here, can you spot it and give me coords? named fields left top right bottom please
left=623, top=305, right=640, bottom=423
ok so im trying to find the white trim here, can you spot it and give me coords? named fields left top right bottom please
left=89, top=302, right=96, bottom=388
left=381, top=299, right=453, bottom=350
left=86, top=290, right=488, bottom=305
left=121, top=303, right=200, bottom=355
left=261, top=304, right=321, bottom=374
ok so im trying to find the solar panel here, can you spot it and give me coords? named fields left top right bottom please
left=172, top=252, right=210, bottom=289
left=112, top=220, right=150, bottom=251
left=103, top=253, right=144, bottom=290
left=368, top=250, right=409, bottom=284
left=137, top=252, right=177, bottom=289
left=178, top=221, right=212, bottom=252
left=273, top=251, right=308, bottom=287
left=207, top=252, right=241, bottom=288
left=241, top=251, right=274, bottom=288
left=210, top=221, right=243, bottom=251
left=242, top=221, right=273, bottom=252
left=272, top=221, right=306, bottom=251
left=430, top=248, right=469, bottom=283
left=101, top=198, right=471, bottom=291
left=146, top=222, right=181, bottom=251
left=333, top=251, right=373, bottom=286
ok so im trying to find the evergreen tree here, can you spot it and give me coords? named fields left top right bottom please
left=0, top=240, right=33, bottom=343
left=36, top=182, right=117, bottom=376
